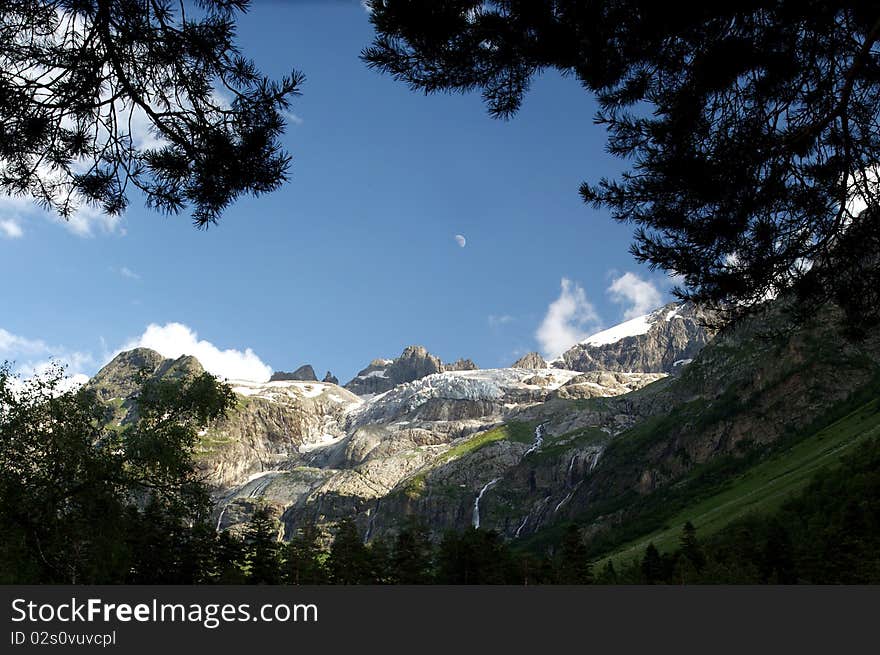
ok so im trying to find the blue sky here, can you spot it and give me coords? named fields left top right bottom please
left=0, top=1, right=676, bottom=384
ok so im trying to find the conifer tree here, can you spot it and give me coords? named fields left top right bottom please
left=557, top=525, right=593, bottom=584
left=243, top=505, right=282, bottom=585
left=283, top=522, right=328, bottom=585
left=327, top=519, right=371, bottom=585
left=641, top=543, right=664, bottom=584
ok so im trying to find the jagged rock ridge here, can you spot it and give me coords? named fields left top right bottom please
left=512, top=352, right=548, bottom=369
left=270, top=364, right=318, bottom=382
left=344, top=345, right=479, bottom=396
left=554, top=301, right=714, bottom=374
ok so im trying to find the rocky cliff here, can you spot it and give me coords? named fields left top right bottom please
left=343, top=345, right=479, bottom=396
left=554, top=302, right=714, bottom=374
left=512, top=352, right=548, bottom=369
left=270, top=365, right=318, bottom=382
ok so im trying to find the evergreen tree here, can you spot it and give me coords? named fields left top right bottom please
left=368, top=537, right=393, bottom=584
left=0, top=1, right=303, bottom=226
left=679, top=521, right=706, bottom=573
left=556, top=525, right=593, bottom=584
left=215, top=531, right=248, bottom=584
left=327, top=519, right=371, bottom=585
left=243, top=506, right=282, bottom=585
left=596, top=560, right=618, bottom=585
left=391, top=521, right=434, bottom=584
left=283, top=522, right=327, bottom=585
left=641, top=543, right=664, bottom=584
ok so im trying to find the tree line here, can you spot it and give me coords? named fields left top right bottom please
left=2, top=364, right=878, bottom=584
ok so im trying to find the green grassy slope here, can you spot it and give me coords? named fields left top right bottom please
left=599, top=397, right=880, bottom=569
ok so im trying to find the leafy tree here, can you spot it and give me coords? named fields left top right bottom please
left=364, top=2, right=880, bottom=328
left=0, top=0, right=302, bottom=226
left=0, top=361, right=233, bottom=583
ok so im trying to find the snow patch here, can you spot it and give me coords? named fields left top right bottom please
left=581, top=313, right=653, bottom=346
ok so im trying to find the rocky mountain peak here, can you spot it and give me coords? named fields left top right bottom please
left=322, top=371, right=339, bottom=384
left=443, top=358, right=479, bottom=372
left=270, top=364, right=318, bottom=382
left=87, top=348, right=206, bottom=403
left=553, top=301, right=715, bottom=374
left=512, top=352, right=548, bottom=369
left=344, top=345, right=478, bottom=396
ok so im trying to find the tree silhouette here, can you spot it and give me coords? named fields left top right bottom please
left=243, top=505, right=282, bottom=585
left=0, top=361, right=233, bottom=583
left=556, top=524, right=593, bottom=584
left=283, top=522, right=328, bottom=585
left=327, top=519, right=371, bottom=585
left=364, top=3, right=880, bottom=328
left=641, top=542, right=663, bottom=584
left=0, top=0, right=302, bottom=226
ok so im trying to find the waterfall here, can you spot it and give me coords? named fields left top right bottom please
left=514, top=514, right=529, bottom=538
left=523, top=423, right=546, bottom=457
left=364, top=499, right=381, bottom=544
left=554, top=490, right=574, bottom=513
left=590, top=447, right=604, bottom=472
left=472, top=478, right=500, bottom=529
left=215, top=505, right=228, bottom=532
left=567, top=454, right=578, bottom=484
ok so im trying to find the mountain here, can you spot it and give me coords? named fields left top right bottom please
left=270, top=364, right=318, bottom=382
left=87, top=298, right=880, bottom=565
left=512, top=352, right=548, bottom=369
left=343, top=345, right=479, bottom=396
left=553, top=301, right=714, bottom=374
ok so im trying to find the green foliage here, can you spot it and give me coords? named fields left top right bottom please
left=0, top=0, right=303, bottom=225
left=390, top=520, right=434, bottom=584
left=0, top=361, right=232, bottom=583
left=555, top=525, right=593, bottom=584
left=611, top=437, right=880, bottom=584
left=401, top=421, right=534, bottom=500
left=327, top=519, right=373, bottom=585
left=283, top=523, right=328, bottom=585
left=243, top=506, right=283, bottom=585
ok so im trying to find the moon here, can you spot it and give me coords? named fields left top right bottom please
left=455, top=234, right=467, bottom=248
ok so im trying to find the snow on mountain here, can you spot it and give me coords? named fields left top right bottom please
left=581, top=313, right=654, bottom=346
left=348, top=367, right=582, bottom=427
left=552, top=302, right=715, bottom=374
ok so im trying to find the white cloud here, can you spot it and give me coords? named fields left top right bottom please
left=455, top=234, right=467, bottom=248
left=118, top=266, right=140, bottom=280
left=0, top=193, right=123, bottom=237
left=607, top=272, right=663, bottom=319
left=0, top=326, right=95, bottom=392
left=284, top=111, right=304, bottom=126
left=0, top=218, right=23, bottom=238
left=488, top=314, right=514, bottom=328
left=535, top=278, right=600, bottom=359
left=0, top=328, right=49, bottom=356
left=121, top=322, right=272, bottom=382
